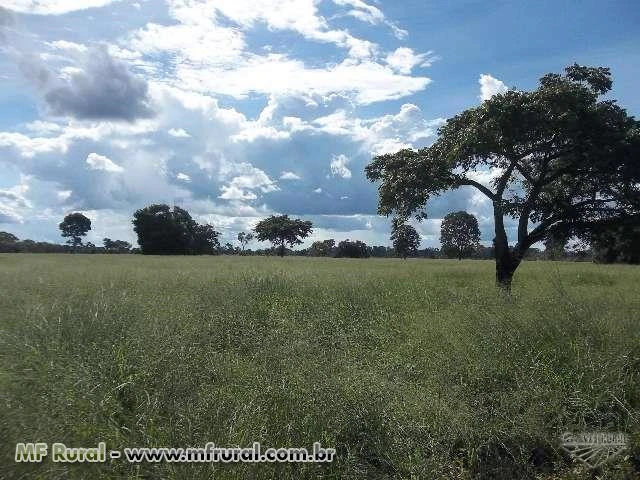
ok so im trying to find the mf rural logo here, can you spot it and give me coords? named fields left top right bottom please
left=559, top=432, right=628, bottom=468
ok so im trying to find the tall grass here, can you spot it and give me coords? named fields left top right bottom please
left=1, top=254, right=639, bottom=479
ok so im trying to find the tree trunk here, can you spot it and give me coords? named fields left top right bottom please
left=495, top=251, right=514, bottom=291
left=492, top=201, right=520, bottom=292
left=278, top=243, right=285, bottom=257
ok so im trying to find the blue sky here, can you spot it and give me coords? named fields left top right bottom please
left=0, top=0, right=638, bottom=249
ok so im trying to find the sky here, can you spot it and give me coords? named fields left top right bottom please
left=0, top=0, right=639, bottom=249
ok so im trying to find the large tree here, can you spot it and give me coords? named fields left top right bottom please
left=366, top=64, right=640, bottom=290
left=391, top=219, right=421, bottom=259
left=253, top=215, right=312, bottom=256
left=59, top=212, right=91, bottom=250
left=132, top=204, right=220, bottom=255
left=439, top=211, right=480, bottom=260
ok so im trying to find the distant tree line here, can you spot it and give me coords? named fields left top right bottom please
left=0, top=204, right=636, bottom=263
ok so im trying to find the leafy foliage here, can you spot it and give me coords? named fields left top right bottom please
left=335, top=239, right=370, bottom=258
left=390, top=219, right=421, bottom=258
left=132, top=204, right=220, bottom=255
left=366, top=64, right=640, bottom=288
left=309, top=239, right=336, bottom=257
left=440, top=211, right=480, bottom=260
left=543, top=231, right=568, bottom=260
left=59, top=212, right=92, bottom=248
left=237, top=231, right=255, bottom=251
left=0, top=231, right=19, bottom=244
left=103, top=238, right=132, bottom=253
left=591, top=216, right=640, bottom=264
left=253, top=215, right=313, bottom=256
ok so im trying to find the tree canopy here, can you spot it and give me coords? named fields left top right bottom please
left=103, top=238, right=132, bottom=253
left=391, top=219, right=421, bottom=259
left=59, top=212, right=91, bottom=248
left=253, top=215, right=313, bottom=256
left=440, top=211, right=481, bottom=260
left=309, top=239, right=336, bottom=257
left=237, top=231, right=254, bottom=252
left=335, top=239, right=370, bottom=258
left=132, top=204, right=220, bottom=255
left=0, top=231, right=18, bottom=244
left=591, top=216, right=640, bottom=264
left=366, top=64, right=640, bottom=289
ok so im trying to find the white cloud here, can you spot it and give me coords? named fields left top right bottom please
left=385, top=47, right=434, bottom=74
left=310, top=103, right=444, bottom=155
left=3, top=0, right=120, bottom=15
left=126, top=0, right=431, bottom=105
left=168, top=127, right=191, bottom=138
left=45, top=40, right=88, bottom=53
left=219, top=185, right=257, bottom=201
left=280, top=171, right=301, bottom=180
left=57, top=190, right=72, bottom=200
left=313, top=187, right=322, bottom=193
left=219, top=164, right=278, bottom=201
left=330, top=154, right=352, bottom=179
left=0, top=176, right=31, bottom=224
left=176, top=172, right=191, bottom=182
left=479, top=73, right=508, bottom=101
left=172, top=55, right=430, bottom=105
left=86, top=152, right=124, bottom=173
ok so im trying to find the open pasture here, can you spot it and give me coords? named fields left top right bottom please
left=1, top=254, right=639, bottom=479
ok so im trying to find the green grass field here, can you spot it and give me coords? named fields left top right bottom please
left=1, top=254, right=639, bottom=479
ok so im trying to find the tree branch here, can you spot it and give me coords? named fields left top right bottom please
left=495, top=161, right=517, bottom=197
left=454, top=178, right=496, bottom=201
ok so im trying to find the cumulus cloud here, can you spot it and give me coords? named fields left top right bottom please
left=330, top=154, right=352, bottom=179
left=219, top=164, right=279, bottom=201
left=86, top=152, right=124, bottom=172
left=479, top=73, right=508, bottom=101
left=385, top=47, right=435, bottom=74
left=127, top=0, right=431, bottom=105
left=2, top=0, right=120, bottom=15
left=0, top=176, right=30, bottom=224
left=168, top=128, right=191, bottom=138
left=310, top=103, right=444, bottom=155
left=280, top=171, right=301, bottom=180
left=45, top=40, right=88, bottom=53
left=0, top=0, right=477, bottom=247
left=44, top=46, right=154, bottom=121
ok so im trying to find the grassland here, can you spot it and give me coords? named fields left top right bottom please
left=1, top=254, right=639, bottom=479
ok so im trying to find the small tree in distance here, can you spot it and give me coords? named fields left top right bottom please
left=132, top=204, right=220, bottom=255
left=440, top=211, right=480, bottom=260
left=103, top=238, right=132, bottom=253
left=335, top=239, right=370, bottom=258
left=309, top=239, right=336, bottom=257
left=253, top=215, right=313, bottom=256
left=391, top=219, right=421, bottom=259
left=59, top=212, right=91, bottom=251
left=237, top=231, right=254, bottom=252
left=0, top=232, right=18, bottom=244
